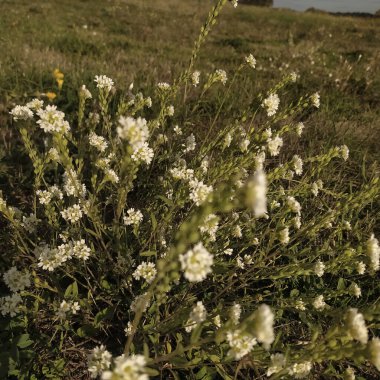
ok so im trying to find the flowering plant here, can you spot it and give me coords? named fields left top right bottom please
left=1, top=0, right=380, bottom=378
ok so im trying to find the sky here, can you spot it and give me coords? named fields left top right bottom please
left=273, top=0, right=380, bottom=13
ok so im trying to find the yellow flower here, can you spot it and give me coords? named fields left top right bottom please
left=45, top=92, right=57, bottom=101
left=53, top=68, right=64, bottom=90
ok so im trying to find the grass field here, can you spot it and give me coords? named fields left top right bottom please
left=1, top=1, right=380, bottom=378
left=1, top=0, right=379, bottom=161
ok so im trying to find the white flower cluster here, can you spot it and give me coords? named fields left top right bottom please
left=367, top=234, right=380, bottom=271
left=94, top=75, right=114, bottom=93
left=21, top=213, right=39, bottom=233
left=37, top=105, right=70, bottom=134
left=123, top=208, right=143, bottom=226
left=262, top=93, right=280, bottom=117
left=252, top=304, right=275, bottom=349
left=63, top=169, right=87, bottom=197
left=179, top=242, right=213, bottom=282
left=101, top=354, right=148, bottom=380
left=245, top=54, right=256, bottom=68
left=89, top=132, right=108, bottom=152
left=57, top=299, right=80, bottom=319
left=133, top=262, right=157, bottom=284
left=185, top=301, right=207, bottom=332
left=227, top=329, right=257, bottom=360
left=0, top=293, right=22, bottom=317
left=267, top=135, right=283, bottom=156
left=10, top=105, right=33, bottom=121
left=88, top=345, right=112, bottom=379
left=61, top=204, right=83, bottom=223
left=3, top=267, right=31, bottom=292
left=246, top=170, right=267, bottom=218
left=189, top=178, right=213, bottom=206
left=267, top=353, right=286, bottom=376
left=191, top=70, right=200, bottom=86
left=117, top=116, right=154, bottom=164
left=199, top=214, right=219, bottom=241
left=37, top=239, right=91, bottom=271
left=288, top=362, right=312, bottom=379
left=37, top=185, right=63, bottom=205
left=214, top=69, right=227, bottom=85
left=311, top=92, right=320, bottom=108
left=314, top=260, right=325, bottom=277
left=292, top=155, right=303, bottom=175
left=345, top=308, right=368, bottom=344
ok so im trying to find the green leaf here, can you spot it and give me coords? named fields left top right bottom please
left=94, top=306, right=115, bottom=327
left=16, top=334, right=33, bottom=349
left=140, top=250, right=156, bottom=257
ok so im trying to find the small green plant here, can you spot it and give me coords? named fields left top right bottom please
left=1, top=1, right=380, bottom=379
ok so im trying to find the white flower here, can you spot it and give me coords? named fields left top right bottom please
left=105, top=168, right=120, bottom=183
left=57, top=300, right=71, bottom=319
left=267, top=353, right=286, bottom=376
left=246, top=170, right=267, bottom=218
left=123, top=208, right=143, bottom=226
left=173, top=125, right=182, bottom=135
left=133, top=262, right=157, bottom=284
left=48, top=147, right=60, bottom=161
left=214, top=315, right=221, bottom=328
left=290, top=71, right=298, bottom=82
left=94, top=75, right=114, bottom=93
left=191, top=71, right=200, bottom=86
left=288, top=362, right=312, bottom=379
left=179, top=242, right=213, bottom=282
left=71, top=301, right=80, bottom=314
left=199, top=214, right=219, bottom=241
left=230, top=303, right=241, bottom=325
left=61, top=204, right=83, bottom=223
left=292, top=155, right=303, bottom=175
left=157, top=82, right=170, bottom=90
left=233, top=225, right=242, bottom=239
left=340, top=145, right=349, bottom=161
left=245, top=54, right=256, bottom=68
left=262, top=93, right=280, bottom=117
left=344, top=367, right=355, bottom=380
left=287, top=196, right=302, bottom=214
left=10, top=105, right=33, bottom=121
left=295, top=299, right=306, bottom=311
left=252, top=304, right=275, bottom=349
left=73, top=239, right=91, bottom=260
left=88, top=345, right=112, bottom=378
left=26, top=98, right=44, bottom=110
left=80, top=84, right=92, bottom=100
left=185, top=301, right=207, bottom=332
left=117, top=116, right=149, bottom=146
left=0, top=293, right=22, bottom=317
left=345, top=308, right=368, bottom=344
left=63, top=169, right=86, bottom=197
left=101, top=354, right=148, bottom=380
left=367, top=234, right=380, bottom=271
left=36, top=185, right=63, bottom=205
left=349, top=283, right=362, bottom=298
left=278, top=227, right=290, bottom=245
left=267, top=135, right=283, bottom=156
left=37, top=105, right=70, bottom=134
left=215, top=69, right=227, bottom=85
left=3, top=267, right=31, bottom=293
left=311, top=92, right=320, bottom=108
left=167, top=105, right=174, bottom=116
left=224, top=248, right=233, bottom=256
left=21, top=213, right=39, bottom=233
left=184, top=133, right=196, bottom=153
left=296, top=122, right=304, bottom=136
left=124, top=322, right=135, bottom=337
left=368, top=338, right=380, bottom=371
left=313, top=295, right=326, bottom=310
left=239, top=138, right=250, bottom=152
left=231, top=0, right=238, bottom=8
left=189, top=179, right=213, bottom=206
left=314, top=260, right=325, bottom=277
left=224, top=133, right=232, bottom=148
left=131, top=142, right=154, bottom=165
left=357, top=261, right=366, bottom=275
left=89, top=132, right=108, bottom=152
left=227, top=329, right=257, bottom=360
